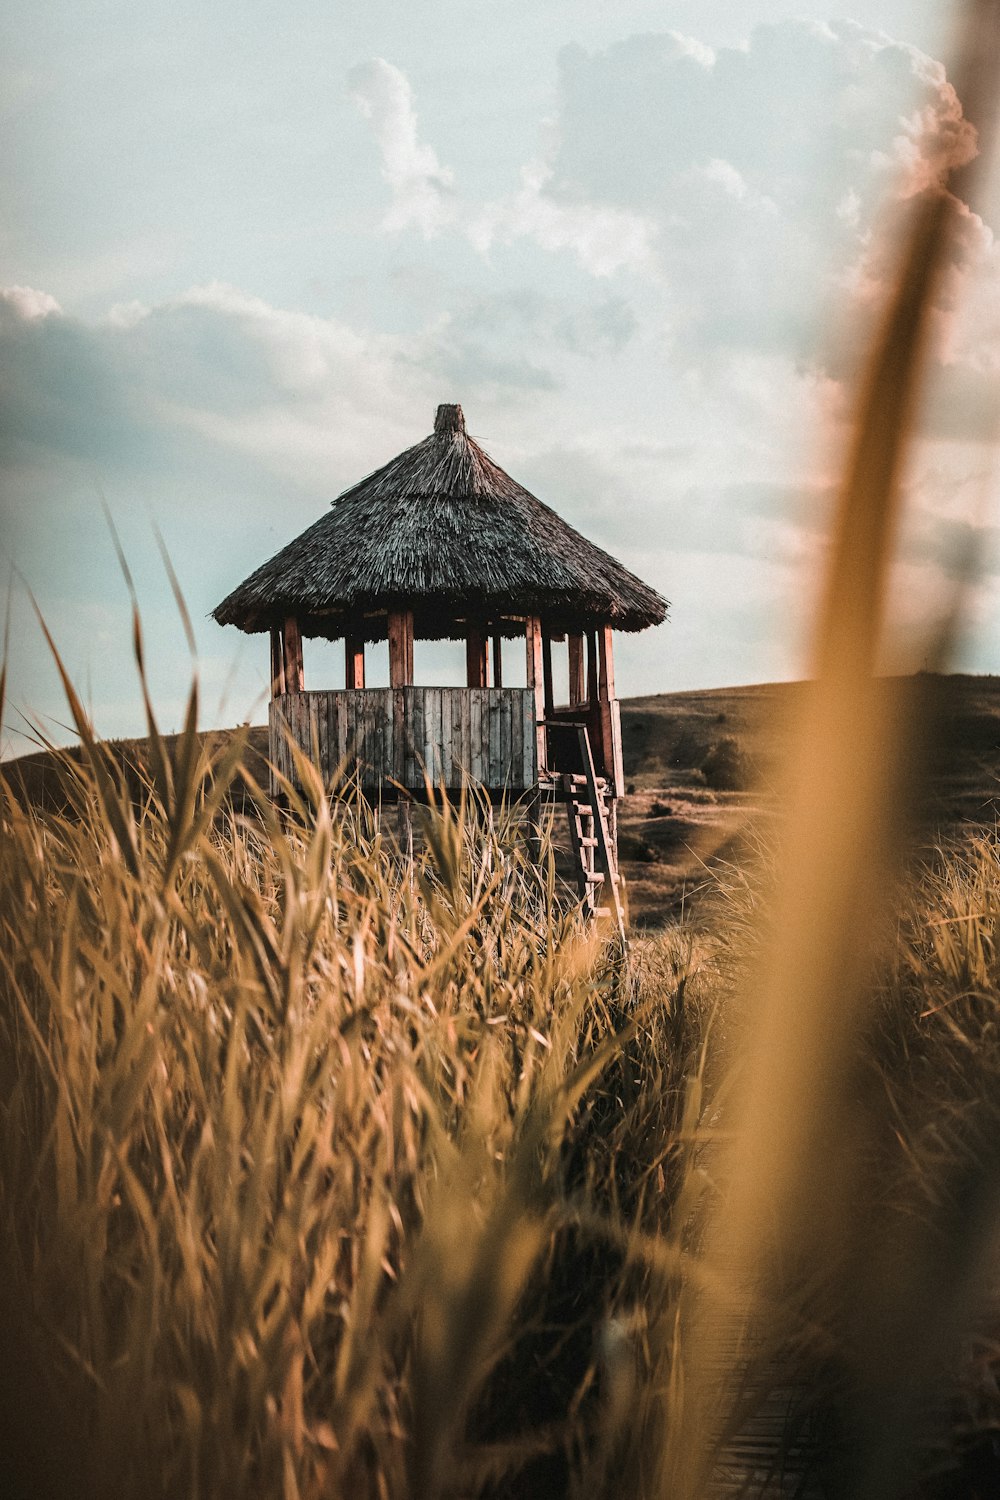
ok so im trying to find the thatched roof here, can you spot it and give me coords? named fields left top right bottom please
left=213, top=404, right=668, bottom=640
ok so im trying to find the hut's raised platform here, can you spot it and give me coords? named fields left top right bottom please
left=270, top=686, right=539, bottom=797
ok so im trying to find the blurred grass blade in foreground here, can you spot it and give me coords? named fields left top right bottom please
left=672, top=4, right=1000, bottom=1497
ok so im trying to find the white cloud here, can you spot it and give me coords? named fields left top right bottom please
left=693, top=158, right=775, bottom=209
left=2, top=284, right=61, bottom=320
left=347, top=55, right=656, bottom=277
left=0, top=280, right=448, bottom=499
left=349, top=57, right=456, bottom=237
left=524, top=21, right=986, bottom=357
left=471, top=158, right=657, bottom=277
left=661, top=30, right=717, bottom=69
left=836, top=188, right=862, bottom=227
left=346, top=22, right=989, bottom=368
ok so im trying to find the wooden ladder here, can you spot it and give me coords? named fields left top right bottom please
left=561, top=725, right=626, bottom=941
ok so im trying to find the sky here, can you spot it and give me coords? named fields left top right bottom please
left=2, top=0, right=998, bottom=754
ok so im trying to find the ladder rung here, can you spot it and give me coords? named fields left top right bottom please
left=593, top=907, right=612, bottom=918
left=572, top=801, right=594, bottom=815
left=578, top=836, right=598, bottom=848
left=584, top=872, right=605, bottom=884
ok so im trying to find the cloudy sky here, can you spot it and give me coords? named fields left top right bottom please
left=2, top=0, right=998, bottom=754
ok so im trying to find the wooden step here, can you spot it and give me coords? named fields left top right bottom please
left=562, top=772, right=609, bottom=790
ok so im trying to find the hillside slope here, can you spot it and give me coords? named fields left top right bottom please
left=616, top=675, right=1000, bottom=925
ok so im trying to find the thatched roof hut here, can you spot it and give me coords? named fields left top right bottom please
left=214, top=402, right=668, bottom=859
left=213, top=404, right=667, bottom=641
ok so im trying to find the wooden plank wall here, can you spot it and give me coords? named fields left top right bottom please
left=269, top=687, right=539, bottom=795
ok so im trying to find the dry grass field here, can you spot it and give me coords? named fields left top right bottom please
left=12, top=672, right=999, bottom=934
left=5, top=672, right=1000, bottom=1499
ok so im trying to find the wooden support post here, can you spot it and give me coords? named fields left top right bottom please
left=283, top=616, right=304, bottom=693
left=597, top=624, right=615, bottom=702
left=524, top=616, right=546, bottom=776
left=388, top=609, right=412, bottom=790
left=587, top=630, right=599, bottom=707
left=568, top=633, right=584, bottom=706
left=270, top=626, right=286, bottom=698
left=597, top=625, right=625, bottom=798
left=491, top=631, right=502, bottom=688
left=466, top=624, right=488, bottom=688
left=542, top=630, right=554, bottom=716
left=389, top=609, right=414, bottom=688
left=345, top=632, right=365, bottom=690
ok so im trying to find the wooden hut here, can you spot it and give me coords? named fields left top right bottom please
left=213, top=403, right=667, bottom=925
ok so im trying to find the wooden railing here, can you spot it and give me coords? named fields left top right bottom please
left=269, top=686, right=539, bottom=796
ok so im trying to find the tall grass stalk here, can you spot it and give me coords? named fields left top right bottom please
left=671, top=4, right=1000, bottom=1496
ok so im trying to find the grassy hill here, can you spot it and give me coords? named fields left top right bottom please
left=617, top=674, right=1000, bottom=924
left=6, top=674, right=1000, bottom=929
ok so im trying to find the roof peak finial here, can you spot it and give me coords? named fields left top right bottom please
left=434, top=403, right=465, bottom=436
